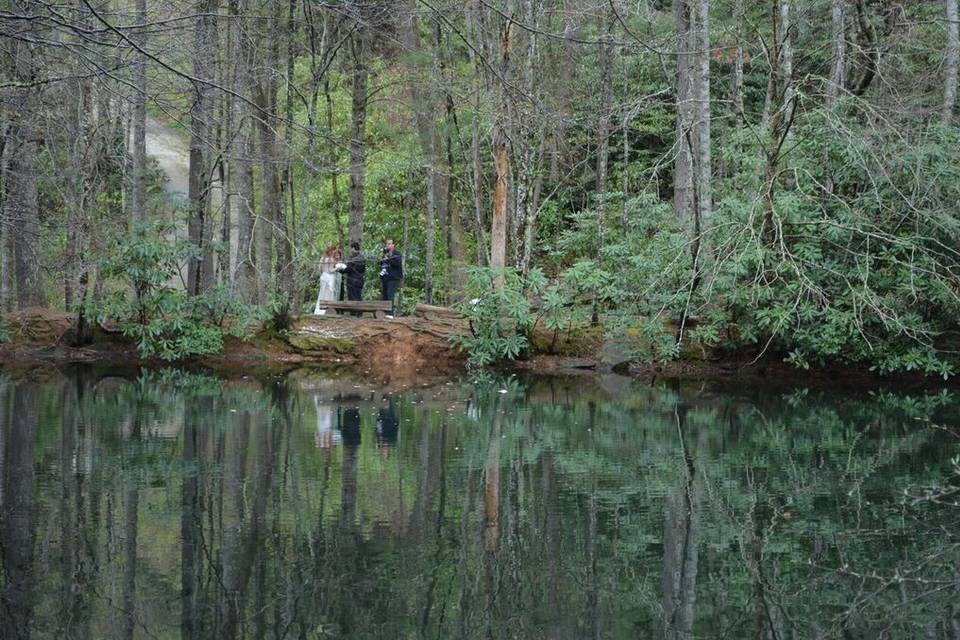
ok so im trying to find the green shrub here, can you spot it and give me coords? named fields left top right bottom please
left=101, top=222, right=263, bottom=361
left=451, top=267, right=536, bottom=366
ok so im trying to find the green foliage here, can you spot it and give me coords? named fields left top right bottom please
left=540, top=121, right=960, bottom=377
left=0, top=315, right=8, bottom=344
left=100, top=223, right=264, bottom=361
left=451, top=267, right=536, bottom=366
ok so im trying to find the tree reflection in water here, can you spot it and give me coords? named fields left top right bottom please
left=0, top=369, right=958, bottom=638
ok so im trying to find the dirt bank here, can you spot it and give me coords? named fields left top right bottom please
left=0, top=309, right=468, bottom=378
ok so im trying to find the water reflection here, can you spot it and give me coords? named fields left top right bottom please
left=0, top=369, right=958, bottom=638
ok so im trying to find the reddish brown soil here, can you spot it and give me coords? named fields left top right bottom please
left=1, top=310, right=468, bottom=379
left=2, top=309, right=954, bottom=389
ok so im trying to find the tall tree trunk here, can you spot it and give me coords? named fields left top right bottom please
left=761, top=0, right=796, bottom=245
left=471, top=105, right=488, bottom=266
left=732, top=0, right=745, bottom=127
left=254, top=5, right=282, bottom=304
left=0, top=138, right=13, bottom=313
left=824, top=0, right=846, bottom=197
left=230, top=0, right=257, bottom=302
left=779, top=0, right=794, bottom=111
left=131, top=0, right=147, bottom=226
left=187, top=0, right=216, bottom=296
left=673, top=0, right=697, bottom=260
left=200, top=11, right=219, bottom=293
left=348, top=26, right=367, bottom=247
left=945, top=0, right=959, bottom=124
left=0, top=125, right=10, bottom=311
left=4, top=36, right=45, bottom=308
left=595, top=12, right=614, bottom=256
left=489, top=8, right=513, bottom=277
left=827, top=0, right=847, bottom=110
left=276, top=0, right=298, bottom=302
left=515, top=0, right=545, bottom=278
left=694, top=0, right=712, bottom=262
left=63, top=80, right=89, bottom=311
left=491, top=133, right=509, bottom=273
left=403, top=1, right=438, bottom=304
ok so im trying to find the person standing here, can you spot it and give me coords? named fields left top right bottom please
left=379, top=238, right=403, bottom=313
left=344, top=242, right=366, bottom=303
left=314, top=245, right=339, bottom=315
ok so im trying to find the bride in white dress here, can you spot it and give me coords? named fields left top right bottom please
left=314, top=245, right=340, bottom=315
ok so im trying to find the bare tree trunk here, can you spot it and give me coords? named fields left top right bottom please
left=324, top=78, right=346, bottom=247
left=779, top=0, right=794, bottom=111
left=403, top=1, right=438, bottom=304
left=519, top=135, right=544, bottom=278
left=230, top=0, right=257, bottom=302
left=827, top=0, right=847, bottom=110
left=200, top=12, right=219, bottom=293
left=220, top=54, right=233, bottom=287
left=471, top=106, right=488, bottom=266
left=945, top=0, right=959, bottom=124
left=348, top=25, right=367, bottom=247
left=824, top=0, right=846, bottom=197
left=761, top=0, right=796, bottom=245
left=0, top=126, right=10, bottom=311
left=491, top=134, right=509, bottom=273
left=490, top=8, right=513, bottom=277
left=254, top=5, right=282, bottom=304
left=673, top=0, right=697, bottom=258
left=63, top=77, right=91, bottom=311
left=187, top=0, right=216, bottom=296
left=276, top=0, right=298, bottom=302
left=256, top=109, right=278, bottom=304
left=595, top=12, right=614, bottom=256
left=732, top=0, right=745, bottom=127
left=4, top=37, right=45, bottom=308
left=695, top=0, right=712, bottom=261
left=131, top=0, right=147, bottom=226
left=512, top=0, right=541, bottom=274
left=466, top=0, right=488, bottom=266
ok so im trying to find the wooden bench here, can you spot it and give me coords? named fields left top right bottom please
left=316, top=300, right=393, bottom=318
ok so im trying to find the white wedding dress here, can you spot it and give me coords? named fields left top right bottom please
left=314, top=257, right=338, bottom=315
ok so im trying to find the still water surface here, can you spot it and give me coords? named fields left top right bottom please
left=0, top=368, right=958, bottom=639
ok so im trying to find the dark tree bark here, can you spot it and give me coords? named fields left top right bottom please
left=827, top=0, right=847, bottom=110
left=229, top=0, right=258, bottom=302
left=695, top=0, right=712, bottom=256
left=187, top=0, right=217, bottom=296
left=595, top=11, right=614, bottom=255
left=4, top=55, right=45, bottom=307
left=489, top=6, right=513, bottom=277
left=348, top=21, right=367, bottom=248
left=673, top=0, right=697, bottom=256
left=945, top=0, right=959, bottom=124
left=402, top=1, right=439, bottom=304
left=253, top=1, right=283, bottom=304
left=131, top=0, right=147, bottom=226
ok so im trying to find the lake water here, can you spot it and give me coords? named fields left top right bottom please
left=0, top=367, right=958, bottom=639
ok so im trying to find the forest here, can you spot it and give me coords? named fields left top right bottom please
left=2, top=0, right=960, bottom=374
